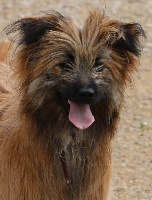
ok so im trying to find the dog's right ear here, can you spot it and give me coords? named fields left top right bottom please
left=17, top=17, right=58, bottom=44
left=4, top=12, right=63, bottom=45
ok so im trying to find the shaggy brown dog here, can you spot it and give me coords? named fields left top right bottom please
left=0, top=7, right=145, bottom=200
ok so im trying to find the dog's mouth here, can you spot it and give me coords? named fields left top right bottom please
left=59, top=84, right=99, bottom=130
left=68, top=100, right=95, bottom=130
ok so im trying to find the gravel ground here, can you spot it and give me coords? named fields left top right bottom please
left=0, top=0, right=151, bottom=199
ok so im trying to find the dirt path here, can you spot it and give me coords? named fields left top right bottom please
left=0, top=0, right=151, bottom=199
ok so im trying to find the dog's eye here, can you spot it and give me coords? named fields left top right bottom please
left=94, top=58, right=105, bottom=73
left=60, top=63, right=72, bottom=72
left=95, top=65, right=105, bottom=73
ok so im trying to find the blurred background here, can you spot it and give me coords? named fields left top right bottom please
left=0, top=0, right=151, bottom=199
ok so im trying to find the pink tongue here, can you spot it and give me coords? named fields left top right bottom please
left=68, top=101, right=95, bottom=130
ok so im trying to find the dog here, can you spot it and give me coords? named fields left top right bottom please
left=0, top=7, right=145, bottom=200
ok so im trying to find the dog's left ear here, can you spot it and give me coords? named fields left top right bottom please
left=113, top=22, right=146, bottom=57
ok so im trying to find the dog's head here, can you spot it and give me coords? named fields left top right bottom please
left=5, top=8, right=145, bottom=130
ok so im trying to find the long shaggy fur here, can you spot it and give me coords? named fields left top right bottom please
left=0, top=7, right=145, bottom=200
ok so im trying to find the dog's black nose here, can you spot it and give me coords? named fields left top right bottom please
left=78, top=88, right=95, bottom=99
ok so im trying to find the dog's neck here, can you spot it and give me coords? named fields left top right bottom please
left=19, top=104, right=118, bottom=197
left=35, top=116, right=114, bottom=192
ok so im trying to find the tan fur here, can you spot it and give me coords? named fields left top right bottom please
left=0, top=7, right=145, bottom=200
left=0, top=41, right=12, bottom=94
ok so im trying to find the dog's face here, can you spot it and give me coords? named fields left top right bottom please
left=6, top=9, right=145, bottom=130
